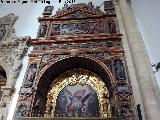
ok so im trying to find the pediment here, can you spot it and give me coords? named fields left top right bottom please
left=53, top=3, right=104, bottom=19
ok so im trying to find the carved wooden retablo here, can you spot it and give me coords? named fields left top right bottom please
left=14, top=1, right=135, bottom=120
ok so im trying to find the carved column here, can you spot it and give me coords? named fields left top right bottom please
left=0, top=86, right=14, bottom=120
left=114, top=0, right=160, bottom=120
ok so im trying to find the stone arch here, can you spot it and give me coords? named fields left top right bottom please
left=0, top=65, right=7, bottom=86
left=32, top=56, right=114, bottom=117
left=0, top=65, right=7, bottom=100
left=0, top=62, right=9, bottom=79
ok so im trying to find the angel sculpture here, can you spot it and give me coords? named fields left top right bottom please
left=65, top=89, right=92, bottom=117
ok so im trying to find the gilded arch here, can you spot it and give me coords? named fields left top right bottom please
left=45, top=68, right=111, bottom=118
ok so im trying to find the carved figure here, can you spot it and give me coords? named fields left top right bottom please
left=23, top=80, right=33, bottom=88
left=118, top=92, right=131, bottom=101
left=38, top=25, right=47, bottom=37
left=114, top=59, right=126, bottom=80
left=16, top=104, right=27, bottom=117
left=27, top=63, right=37, bottom=82
left=108, top=21, right=117, bottom=33
left=94, top=22, right=104, bottom=33
left=44, top=6, right=53, bottom=13
left=19, top=94, right=27, bottom=101
left=19, top=93, right=32, bottom=102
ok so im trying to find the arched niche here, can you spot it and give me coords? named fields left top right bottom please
left=0, top=65, right=7, bottom=86
left=45, top=69, right=111, bottom=118
left=0, top=65, right=7, bottom=100
left=33, top=57, right=114, bottom=117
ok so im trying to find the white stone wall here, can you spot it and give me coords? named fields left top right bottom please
left=113, top=0, right=160, bottom=120
left=0, top=14, right=30, bottom=120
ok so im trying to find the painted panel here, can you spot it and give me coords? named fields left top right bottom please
left=50, top=22, right=105, bottom=36
left=55, top=84, right=99, bottom=117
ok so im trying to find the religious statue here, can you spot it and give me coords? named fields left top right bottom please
left=19, top=93, right=32, bottom=102
left=114, top=59, right=126, bottom=80
left=108, top=20, right=117, bottom=33
left=38, top=25, right=47, bottom=37
left=27, top=63, right=37, bottom=82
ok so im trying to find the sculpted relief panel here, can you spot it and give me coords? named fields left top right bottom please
left=50, top=19, right=118, bottom=36
left=34, top=41, right=122, bottom=51
left=50, top=21, right=106, bottom=36
left=15, top=63, right=38, bottom=118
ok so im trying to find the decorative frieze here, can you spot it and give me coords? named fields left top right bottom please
left=49, top=18, right=118, bottom=36
left=33, top=41, right=122, bottom=51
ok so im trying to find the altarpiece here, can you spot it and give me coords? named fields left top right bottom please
left=14, top=1, right=135, bottom=120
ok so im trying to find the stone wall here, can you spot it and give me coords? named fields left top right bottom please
left=0, top=13, right=30, bottom=120
left=113, top=0, right=160, bottom=120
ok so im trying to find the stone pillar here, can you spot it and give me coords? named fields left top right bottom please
left=113, top=0, right=160, bottom=120
left=0, top=86, right=14, bottom=120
